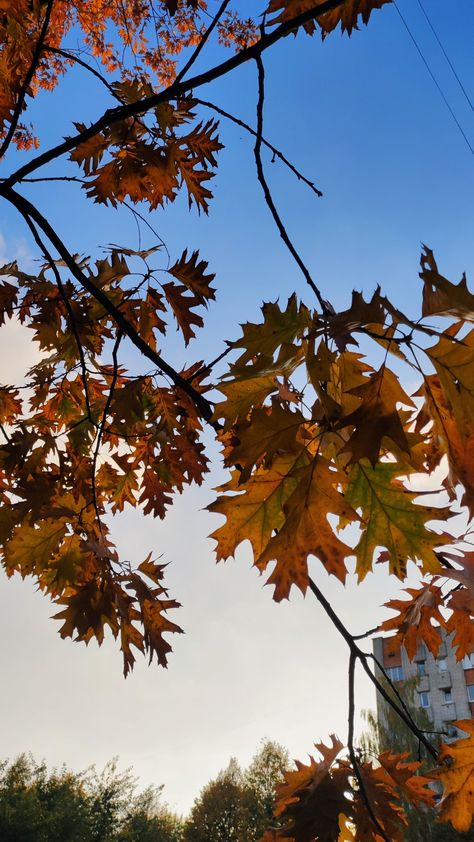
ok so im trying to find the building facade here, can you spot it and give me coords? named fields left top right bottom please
left=373, top=631, right=474, bottom=739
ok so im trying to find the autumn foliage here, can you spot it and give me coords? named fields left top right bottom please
left=0, top=0, right=473, bottom=838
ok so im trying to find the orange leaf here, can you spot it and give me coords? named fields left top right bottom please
left=380, top=584, right=445, bottom=660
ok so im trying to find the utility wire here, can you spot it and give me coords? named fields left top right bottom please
left=416, top=0, right=474, bottom=113
left=394, top=2, right=474, bottom=157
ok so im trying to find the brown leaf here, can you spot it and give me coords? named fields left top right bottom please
left=420, top=246, right=474, bottom=321
left=379, top=583, right=445, bottom=660
left=167, top=248, right=216, bottom=304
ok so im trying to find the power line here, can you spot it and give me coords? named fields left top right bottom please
left=394, top=2, right=474, bottom=157
left=416, top=0, right=474, bottom=114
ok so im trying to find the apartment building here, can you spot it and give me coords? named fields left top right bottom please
left=373, top=630, right=474, bottom=738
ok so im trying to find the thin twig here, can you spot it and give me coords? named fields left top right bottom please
left=194, top=96, right=323, bottom=196
left=43, top=45, right=121, bottom=100
left=0, top=0, right=55, bottom=159
left=368, top=652, right=425, bottom=742
left=2, top=0, right=352, bottom=188
left=352, top=625, right=380, bottom=641
left=348, top=651, right=391, bottom=842
left=191, top=343, right=234, bottom=380
left=19, top=211, right=95, bottom=426
left=4, top=185, right=217, bottom=427
left=307, top=576, right=438, bottom=760
left=91, top=330, right=123, bottom=531
left=13, top=176, right=85, bottom=184
left=175, top=0, right=231, bottom=85
left=253, top=53, right=329, bottom=313
left=122, top=201, right=170, bottom=265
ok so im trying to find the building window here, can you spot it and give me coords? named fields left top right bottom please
left=463, top=654, right=474, bottom=669
left=417, top=661, right=426, bottom=677
left=467, top=685, right=474, bottom=703
left=438, top=658, right=448, bottom=672
left=443, top=689, right=453, bottom=704
left=386, top=666, right=404, bottom=682
left=419, top=691, right=430, bottom=708
left=444, top=724, right=458, bottom=738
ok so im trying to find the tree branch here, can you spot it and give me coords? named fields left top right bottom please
left=43, top=44, right=122, bottom=100
left=348, top=651, right=391, bottom=842
left=3, top=184, right=217, bottom=427
left=194, top=96, right=323, bottom=197
left=18, top=210, right=95, bottom=427
left=2, top=0, right=350, bottom=188
left=174, top=0, right=231, bottom=85
left=0, top=0, right=55, bottom=159
left=253, top=53, right=329, bottom=312
left=307, top=575, right=438, bottom=760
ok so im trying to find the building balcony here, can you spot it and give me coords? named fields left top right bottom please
left=413, top=646, right=426, bottom=662
left=436, top=671, right=452, bottom=690
left=417, top=676, right=430, bottom=693
left=441, top=703, right=457, bottom=721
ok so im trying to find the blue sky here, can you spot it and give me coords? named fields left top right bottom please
left=0, top=0, right=473, bottom=814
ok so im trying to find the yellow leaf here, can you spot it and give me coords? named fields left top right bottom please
left=346, top=460, right=448, bottom=580
left=435, top=720, right=474, bottom=832
left=208, top=450, right=305, bottom=563
left=255, top=456, right=359, bottom=599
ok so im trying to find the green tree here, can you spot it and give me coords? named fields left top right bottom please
left=243, top=740, right=289, bottom=840
left=184, top=741, right=288, bottom=842
left=0, top=754, right=183, bottom=842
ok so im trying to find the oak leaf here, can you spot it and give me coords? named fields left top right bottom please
left=260, top=736, right=349, bottom=842
left=209, top=451, right=305, bottom=564
left=421, top=371, right=474, bottom=516
left=346, top=460, right=449, bottom=580
left=379, top=583, right=445, bottom=660
left=162, top=280, right=204, bottom=345
left=350, top=760, right=406, bottom=842
left=231, top=295, right=312, bottom=368
left=336, top=367, right=413, bottom=465
left=266, top=0, right=391, bottom=36
left=435, top=720, right=474, bottom=832
left=254, top=456, right=359, bottom=599
left=167, top=248, right=216, bottom=303
left=376, top=751, right=435, bottom=807
left=421, top=245, right=474, bottom=321
left=223, top=400, right=306, bottom=482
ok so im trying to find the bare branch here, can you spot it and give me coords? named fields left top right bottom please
left=4, top=184, right=218, bottom=427
left=194, top=96, right=323, bottom=197
left=0, top=0, right=55, bottom=159
left=2, top=0, right=350, bottom=188
left=307, top=575, right=438, bottom=760
left=253, top=52, right=329, bottom=313
left=18, top=210, right=95, bottom=427
left=348, top=651, right=391, bottom=842
left=174, top=0, right=231, bottom=85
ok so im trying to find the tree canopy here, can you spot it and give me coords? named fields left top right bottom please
left=0, top=0, right=473, bottom=838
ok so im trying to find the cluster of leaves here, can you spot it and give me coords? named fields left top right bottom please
left=0, top=242, right=217, bottom=676
left=258, top=735, right=435, bottom=841
left=360, top=686, right=474, bottom=842
left=211, top=248, right=474, bottom=610
left=71, top=94, right=223, bottom=213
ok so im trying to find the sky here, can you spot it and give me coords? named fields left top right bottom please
left=0, top=0, right=474, bottom=816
